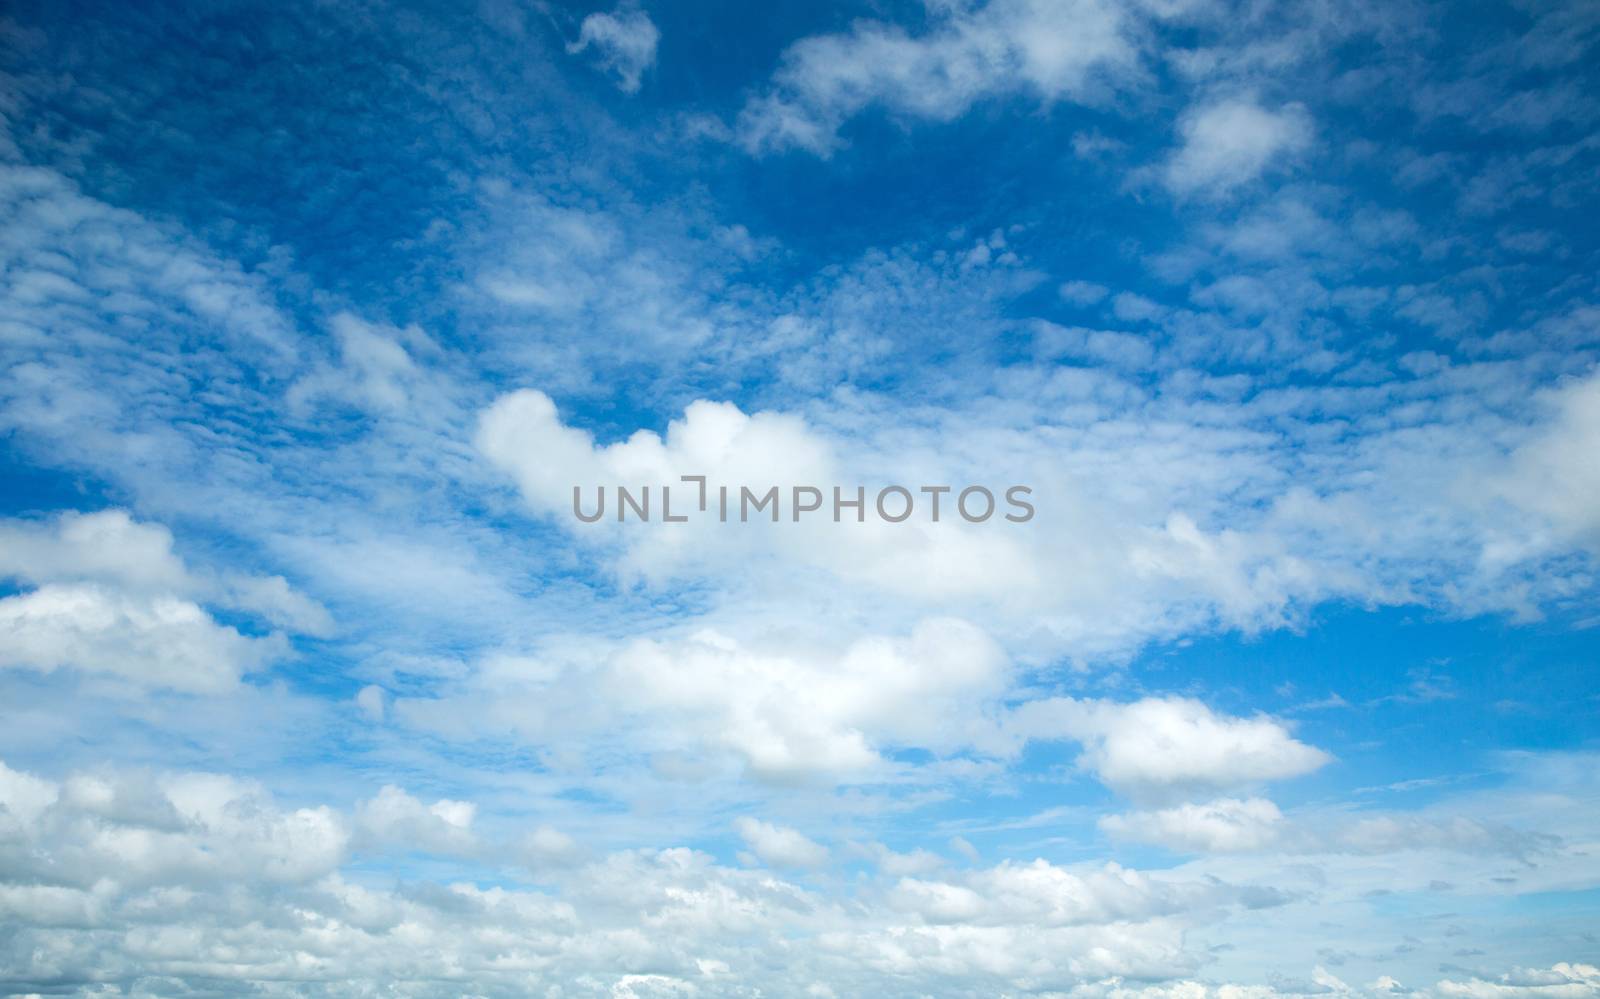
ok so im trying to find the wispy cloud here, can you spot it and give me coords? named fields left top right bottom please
left=568, top=2, right=660, bottom=93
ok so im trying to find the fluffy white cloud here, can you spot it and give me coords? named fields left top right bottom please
left=1163, top=98, right=1313, bottom=196
left=393, top=617, right=1341, bottom=804
left=612, top=620, right=1008, bottom=779
left=0, top=508, right=190, bottom=591
left=0, top=583, right=279, bottom=693
left=0, top=758, right=1330, bottom=997
left=0, top=509, right=329, bottom=633
left=476, top=371, right=1600, bottom=682
left=0, top=765, right=349, bottom=892
left=399, top=618, right=1009, bottom=782
left=355, top=784, right=478, bottom=854
left=0, top=510, right=329, bottom=691
left=1010, top=697, right=1330, bottom=799
left=0, top=760, right=57, bottom=823
left=3, top=17, right=1598, bottom=996
left=474, top=388, right=1349, bottom=664
left=476, top=387, right=834, bottom=529
left=568, top=2, right=660, bottom=93
left=1, top=795, right=1575, bottom=999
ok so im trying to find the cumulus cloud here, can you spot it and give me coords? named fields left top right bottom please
left=1163, top=97, right=1313, bottom=196
left=612, top=621, right=1010, bottom=779
left=473, top=388, right=1369, bottom=665
left=5, top=5, right=1600, bottom=993
left=471, top=363, right=1600, bottom=674
left=0, top=508, right=190, bottom=590
left=0, top=764, right=349, bottom=893
left=1060, top=279, right=1112, bottom=306
left=1009, top=697, right=1331, bottom=799
left=568, top=2, right=660, bottom=93
left=0, top=509, right=331, bottom=635
left=474, top=387, right=1063, bottom=621
left=0, top=510, right=329, bottom=691
left=399, top=618, right=1010, bottom=783
left=355, top=784, right=478, bottom=854
left=394, top=623, right=1340, bottom=803
left=0, top=758, right=1335, bottom=997
left=0, top=584, right=279, bottom=693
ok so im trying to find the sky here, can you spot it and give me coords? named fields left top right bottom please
left=0, top=0, right=1598, bottom=996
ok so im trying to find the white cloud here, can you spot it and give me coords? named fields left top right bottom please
left=392, top=624, right=1340, bottom=801
left=473, top=388, right=1356, bottom=665
left=1163, top=98, right=1312, bottom=196
left=0, top=749, right=1594, bottom=995
left=1497, top=366, right=1600, bottom=548
left=735, top=0, right=1140, bottom=155
left=735, top=817, right=829, bottom=869
left=1, top=9, right=1596, bottom=994
left=399, top=618, right=1009, bottom=782
left=355, top=785, right=478, bottom=854
left=568, top=3, right=660, bottom=93
left=2, top=766, right=350, bottom=890
left=0, top=508, right=190, bottom=591
left=614, top=620, right=1010, bottom=779
left=1101, top=797, right=1286, bottom=852
left=0, top=509, right=332, bottom=691
left=1010, top=697, right=1331, bottom=799
left=0, top=583, right=280, bottom=693
left=1436, top=964, right=1600, bottom=999
left=0, top=760, right=57, bottom=824
left=0, top=508, right=332, bottom=634
left=286, top=312, right=450, bottom=420
left=0, top=758, right=1293, bottom=996
left=857, top=841, right=947, bottom=877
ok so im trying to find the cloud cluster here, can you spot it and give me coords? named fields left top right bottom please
left=1, top=0, right=1597, bottom=992
left=0, top=758, right=1258, bottom=995
left=8, top=757, right=1582, bottom=999
left=393, top=614, right=1333, bottom=804
left=476, top=369, right=1600, bottom=672
left=0, top=510, right=327, bottom=692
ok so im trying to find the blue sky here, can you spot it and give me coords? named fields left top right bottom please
left=1, top=0, right=1599, bottom=996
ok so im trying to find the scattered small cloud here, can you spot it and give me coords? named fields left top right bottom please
left=568, top=2, right=659, bottom=93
